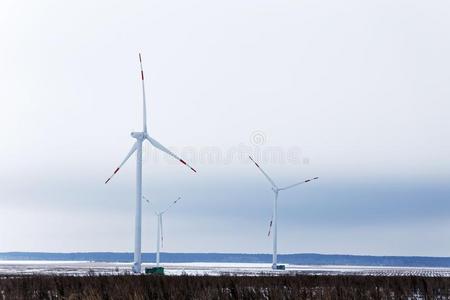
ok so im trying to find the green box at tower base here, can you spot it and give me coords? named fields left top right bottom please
left=145, top=267, right=165, bottom=275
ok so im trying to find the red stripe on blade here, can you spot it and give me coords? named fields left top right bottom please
left=141, top=71, right=144, bottom=80
left=113, top=167, right=120, bottom=174
left=180, top=159, right=187, bottom=165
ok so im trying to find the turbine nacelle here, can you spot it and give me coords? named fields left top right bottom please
left=131, top=132, right=145, bottom=140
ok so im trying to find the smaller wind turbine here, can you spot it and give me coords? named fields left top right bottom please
left=143, top=195, right=181, bottom=269
left=249, top=156, right=318, bottom=270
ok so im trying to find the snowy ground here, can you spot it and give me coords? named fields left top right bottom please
left=2, top=261, right=450, bottom=277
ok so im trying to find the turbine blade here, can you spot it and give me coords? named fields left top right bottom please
left=279, top=176, right=319, bottom=191
left=146, top=135, right=197, bottom=173
left=268, top=218, right=273, bottom=237
left=143, top=196, right=159, bottom=215
left=161, top=196, right=182, bottom=214
left=105, top=142, right=138, bottom=184
left=248, top=156, right=277, bottom=188
left=139, top=53, right=148, bottom=133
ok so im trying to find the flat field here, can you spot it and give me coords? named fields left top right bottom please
left=2, top=260, right=450, bottom=277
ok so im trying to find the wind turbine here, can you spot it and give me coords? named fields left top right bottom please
left=105, top=54, right=196, bottom=273
left=143, top=195, right=181, bottom=268
left=248, top=156, right=318, bottom=270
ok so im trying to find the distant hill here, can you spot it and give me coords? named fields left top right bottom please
left=2, top=252, right=450, bottom=267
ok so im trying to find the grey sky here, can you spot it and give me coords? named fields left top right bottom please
left=1, top=0, right=449, bottom=256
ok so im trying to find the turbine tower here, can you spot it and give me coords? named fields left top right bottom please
left=249, top=156, right=318, bottom=270
left=143, top=196, right=181, bottom=268
left=105, top=54, right=196, bottom=273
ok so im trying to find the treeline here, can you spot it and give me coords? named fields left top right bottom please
left=5, top=252, right=450, bottom=267
left=1, top=274, right=450, bottom=299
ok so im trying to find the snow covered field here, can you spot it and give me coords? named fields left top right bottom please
left=2, top=260, right=450, bottom=277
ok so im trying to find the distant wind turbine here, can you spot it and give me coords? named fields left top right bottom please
left=249, top=156, right=318, bottom=270
left=143, top=195, right=181, bottom=268
left=104, top=54, right=196, bottom=273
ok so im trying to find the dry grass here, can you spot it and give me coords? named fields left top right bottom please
left=1, top=274, right=450, bottom=299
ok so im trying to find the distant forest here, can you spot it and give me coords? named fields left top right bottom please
left=3, top=252, right=450, bottom=267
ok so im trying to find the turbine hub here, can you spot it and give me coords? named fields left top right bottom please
left=131, top=132, right=145, bottom=140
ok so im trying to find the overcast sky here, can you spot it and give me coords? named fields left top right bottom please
left=1, top=0, right=450, bottom=256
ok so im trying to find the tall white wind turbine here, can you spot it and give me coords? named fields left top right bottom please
left=105, top=54, right=196, bottom=273
left=143, top=196, right=181, bottom=268
left=249, top=156, right=318, bottom=270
